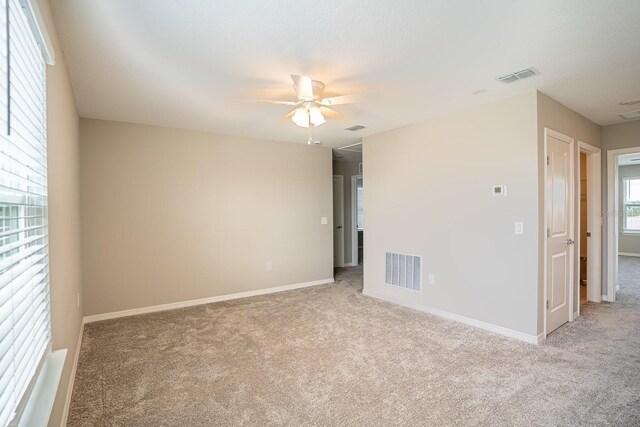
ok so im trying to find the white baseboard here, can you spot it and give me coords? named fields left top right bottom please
left=60, top=321, right=84, bottom=427
left=83, top=278, right=334, bottom=324
left=343, top=262, right=357, bottom=267
left=362, top=289, right=541, bottom=345
left=619, top=252, right=640, bottom=257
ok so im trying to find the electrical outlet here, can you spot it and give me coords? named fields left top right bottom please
left=428, top=274, right=435, bottom=285
left=266, top=261, right=272, bottom=271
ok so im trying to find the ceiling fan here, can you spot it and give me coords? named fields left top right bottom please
left=244, top=75, right=374, bottom=131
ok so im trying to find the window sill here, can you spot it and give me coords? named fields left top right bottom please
left=621, top=231, right=640, bottom=236
left=16, top=349, right=67, bottom=427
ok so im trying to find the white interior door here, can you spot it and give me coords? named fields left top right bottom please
left=546, top=131, right=574, bottom=334
left=333, top=175, right=344, bottom=267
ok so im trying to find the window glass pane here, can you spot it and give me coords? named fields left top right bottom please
left=625, top=205, right=640, bottom=231
left=627, top=179, right=640, bottom=202
left=356, top=182, right=364, bottom=230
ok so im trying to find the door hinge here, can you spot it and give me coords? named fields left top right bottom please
left=546, top=156, right=549, bottom=166
left=546, top=300, right=549, bottom=310
left=546, top=228, right=550, bottom=238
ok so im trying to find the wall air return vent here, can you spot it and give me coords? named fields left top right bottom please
left=385, top=252, right=422, bottom=291
left=619, top=110, right=640, bottom=120
left=345, top=125, right=366, bottom=132
left=497, top=67, right=538, bottom=83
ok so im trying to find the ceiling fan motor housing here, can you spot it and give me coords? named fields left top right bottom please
left=294, top=80, right=326, bottom=101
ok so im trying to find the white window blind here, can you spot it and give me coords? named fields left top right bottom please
left=0, top=0, right=50, bottom=425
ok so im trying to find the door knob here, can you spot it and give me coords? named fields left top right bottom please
left=567, top=239, right=575, bottom=245
left=337, top=225, right=343, bottom=229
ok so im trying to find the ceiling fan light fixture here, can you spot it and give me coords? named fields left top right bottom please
left=309, top=106, right=326, bottom=126
left=292, top=107, right=310, bottom=128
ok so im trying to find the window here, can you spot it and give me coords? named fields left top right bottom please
left=622, top=177, right=640, bottom=233
left=0, top=0, right=50, bottom=425
left=356, top=178, right=363, bottom=230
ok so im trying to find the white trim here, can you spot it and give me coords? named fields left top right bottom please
left=578, top=141, right=602, bottom=305
left=84, top=278, right=335, bottom=323
left=59, top=322, right=84, bottom=427
left=17, top=349, right=66, bottom=427
left=619, top=252, right=640, bottom=257
left=19, top=0, right=55, bottom=65
left=363, top=289, right=542, bottom=344
left=333, top=175, right=345, bottom=268
left=343, top=262, right=357, bottom=267
left=351, top=174, right=362, bottom=267
left=605, top=146, right=640, bottom=302
left=543, top=128, right=575, bottom=338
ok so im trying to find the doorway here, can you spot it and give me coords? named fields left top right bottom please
left=333, top=142, right=363, bottom=269
left=577, top=141, right=602, bottom=311
left=606, top=148, right=640, bottom=301
left=333, top=175, right=344, bottom=267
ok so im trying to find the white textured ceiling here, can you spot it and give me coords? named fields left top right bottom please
left=52, top=0, right=640, bottom=148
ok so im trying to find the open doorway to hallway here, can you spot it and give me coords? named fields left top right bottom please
left=614, top=151, right=640, bottom=299
left=332, top=142, right=363, bottom=275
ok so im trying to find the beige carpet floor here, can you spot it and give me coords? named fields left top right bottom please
left=68, top=260, right=640, bottom=426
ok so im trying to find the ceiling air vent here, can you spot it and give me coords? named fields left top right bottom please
left=619, top=110, right=640, bottom=120
left=497, top=67, right=538, bottom=83
left=345, top=125, right=366, bottom=132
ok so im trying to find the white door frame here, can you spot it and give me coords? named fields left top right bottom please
left=606, top=146, right=640, bottom=301
left=543, top=128, right=575, bottom=338
left=333, top=175, right=344, bottom=268
left=578, top=141, right=602, bottom=309
left=351, top=175, right=362, bottom=266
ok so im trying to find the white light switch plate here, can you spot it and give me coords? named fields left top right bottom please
left=321, top=217, right=328, bottom=225
left=515, top=221, right=524, bottom=235
left=428, top=274, right=435, bottom=285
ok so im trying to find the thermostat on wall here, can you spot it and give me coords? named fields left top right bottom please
left=492, top=185, right=507, bottom=196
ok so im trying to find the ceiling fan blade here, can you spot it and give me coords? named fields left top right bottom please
left=240, top=99, right=300, bottom=106
left=318, top=106, right=345, bottom=121
left=291, top=75, right=314, bottom=100
left=318, top=92, right=376, bottom=106
left=278, top=109, right=297, bottom=123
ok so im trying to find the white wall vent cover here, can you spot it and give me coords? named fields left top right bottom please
left=385, top=252, right=422, bottom=291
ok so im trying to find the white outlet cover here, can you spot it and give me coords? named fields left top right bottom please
left=321, top=217, right=328, bottom=225
left=266, top=262, right=272, bottom=271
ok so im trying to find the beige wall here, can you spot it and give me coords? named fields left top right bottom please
left=80, top=119, right=333, bottom=316
left=536, top=92, right=602, bottom=334
left=617, top=164, right=640, bottom=254
left=39, top=0, right=83, bottom=425
left=332, top=160, right=361, bottom=266
left=363, top=92, right=539, bottom=336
